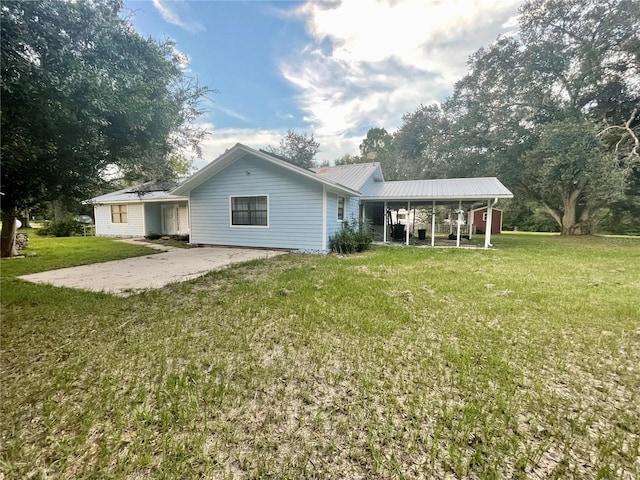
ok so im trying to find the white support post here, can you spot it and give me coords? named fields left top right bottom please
left=448, top=209, right=453, bottom=235
left=468, top=207, right=473, bottom=240
left=456, top=200, right=462, bottom=247
left=406, top=201, right=411, bottom=245
left=431, top=201, right=436, bottom=247
left=484, top=199, right=495, bottom=248
left=383, top=201, right=388, bottom=243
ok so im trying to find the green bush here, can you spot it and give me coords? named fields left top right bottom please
left=329, top=217, right=373, bottom=254
left=37, top=217, right=83, bottom=237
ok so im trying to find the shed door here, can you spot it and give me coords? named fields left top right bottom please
left=162, top=205, right=179, bottom=235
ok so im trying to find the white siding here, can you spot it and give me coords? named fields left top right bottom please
left=178, top=203, right=189, bottom=234
left=94, top=203, right=145, bottom=237
left=189, top=155, right=324, bottom=250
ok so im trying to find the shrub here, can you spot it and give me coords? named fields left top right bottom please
left=37, top=217, right=83, bottom=237
left=329, top=217, right=373, bottom=254
left=15, top=232, right=29, bottom=251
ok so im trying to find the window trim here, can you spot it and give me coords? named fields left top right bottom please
left=482, top=212, right=488, bottom=222
left=337, top=196, right=345, bottom=222
left=229, top=194, right=270, bottom=228
left=110, top=204, right=128, bottom=224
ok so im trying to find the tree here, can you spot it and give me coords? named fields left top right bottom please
left=519, top=119, right=626, bottom=234
left=264, top=130, right=319, bottom=169
left=1, top=0, right=209, bottom=256
left=394, top=104, right=454, bottom=179
left=444, top=0, right=640, bottom=234
left=359, top=127, right=393, bottom=159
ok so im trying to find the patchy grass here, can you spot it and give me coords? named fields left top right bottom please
left=1, top=234, right=639, bottom=479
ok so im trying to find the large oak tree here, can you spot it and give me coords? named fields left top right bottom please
left=1, top=0, right=209, bottom=256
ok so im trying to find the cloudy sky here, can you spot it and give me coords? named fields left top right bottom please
left=125, top=0, right=522, bottom=165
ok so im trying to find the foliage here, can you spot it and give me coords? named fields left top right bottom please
left=329, top=217, right=374, bottom=254
left=36, top=217, right=84, bottom=237
left=264, top=130, right=320, bottom=169
left=392, top=0, right=640, bottom=235
left=2, top=234, right=639, bottom=478
left=0, top=0, right=210, bottom=256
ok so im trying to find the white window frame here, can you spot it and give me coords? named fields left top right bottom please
left=482, top=212, right=488, bottom=222
left=110, top=204, right=128, bottom=224
left=229, top=195, right=270, bottom=228
left=337, top=196, right=345, bottom=221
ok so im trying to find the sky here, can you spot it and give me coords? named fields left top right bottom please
left=124, top=0, right=522, bottom=166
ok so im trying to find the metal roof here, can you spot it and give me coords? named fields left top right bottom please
left=312, top=163, right=383, bottom=191
left=361, top=177, right=513, bottom=201
left=86, top=180, right=188, bottom=204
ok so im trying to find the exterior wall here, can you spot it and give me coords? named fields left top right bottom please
left=94, top=203, right=145, bottom=237
left=144, top=203, right=162, bottom=235
left=325, top=192, right=359, bottom=240
left=178, top=203, right=189, bottom=234
left=472, top=207, right=503, bottom=234
left=189, top=155, right=325, bottom=250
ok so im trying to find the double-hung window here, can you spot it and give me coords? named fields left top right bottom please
left=231, top=196, right=268, bottom=226
left=337, top=196, right=345, bottom=221
left=111, top=204, right=128, bottom=223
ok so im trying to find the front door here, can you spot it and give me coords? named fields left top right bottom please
left=161, top=204, right=179, bottom=235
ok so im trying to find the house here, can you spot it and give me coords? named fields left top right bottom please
left=469, top=206, right=503, bottom=235
left=87, top=180, right=189, bottom=237
left=89, top=143, right=514, bottom=249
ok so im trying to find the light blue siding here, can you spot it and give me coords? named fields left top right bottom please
left=325, top=192, right=360, bottom=241
left=190, top=155, right=324, bottom=250
left=144, top=203, right=162, bottom=235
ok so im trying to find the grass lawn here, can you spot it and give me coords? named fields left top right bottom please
left=1, top=233, right=639, bottom=479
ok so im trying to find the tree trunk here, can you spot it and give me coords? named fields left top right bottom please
left=1, top=209, right=19, bottom=258
left=559, top=188, right=588, bottom=236
left=53, top=199, right=68, bottom=220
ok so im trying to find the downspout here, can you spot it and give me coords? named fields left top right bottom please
left=322, top=185, right=327, bottom=251
left=383, top=201, right=388, bottom=243
left=484, top=198, right=498, bottom=248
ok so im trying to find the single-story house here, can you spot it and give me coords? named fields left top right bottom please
left=87, top=180, right=189, bottom=237
left=89, top=143, right=513, bottom=249
left=469, top=206, right=503, bottom=234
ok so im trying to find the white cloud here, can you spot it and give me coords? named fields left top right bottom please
left=194, top=124, right=361, bottom=167
left=280, top=0, right=521, bottom=138
left=151, top=0, right=205, bottom=33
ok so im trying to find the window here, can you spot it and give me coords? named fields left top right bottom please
left=482, top=212, right=488, bottom=222
left=111, top=204, right=128, bottom=223
left=337, top=196, right=345, bottom=221
left=231, top=196, right=268, bottom=226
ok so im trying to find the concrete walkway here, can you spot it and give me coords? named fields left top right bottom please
left=18, top=243, right=285, bottom=296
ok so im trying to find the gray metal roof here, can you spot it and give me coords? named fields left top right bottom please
left=361, top=177, right=513, bottom=201
left=312, top=163, right=383, bottom=191
left=86, top=180, right=188, bottom=204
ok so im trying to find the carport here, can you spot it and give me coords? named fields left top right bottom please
left=359, top=177, right=513, bottom=248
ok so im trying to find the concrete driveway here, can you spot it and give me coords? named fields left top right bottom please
left=18, top=245, right=285, bottom=296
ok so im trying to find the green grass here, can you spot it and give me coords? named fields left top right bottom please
left=1, top=234, right=639, bottom=479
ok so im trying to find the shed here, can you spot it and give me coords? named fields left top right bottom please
left=470, top=207, right=503, bottom=234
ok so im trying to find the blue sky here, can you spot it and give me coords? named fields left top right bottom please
left=124, top=0, right=522, bottom=165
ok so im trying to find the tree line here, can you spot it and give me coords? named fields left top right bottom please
left=332, top=0, right=639, bottom=236
left=1, top=0, right=210, bottom=256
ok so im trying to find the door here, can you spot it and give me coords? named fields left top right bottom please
left=161, top=204, right=179, bottom=235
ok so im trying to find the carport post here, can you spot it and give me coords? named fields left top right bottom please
left=431, top=201, right=436, bottom=247
left=383, top=201, right=388, bottom=243
left=406, top=201, right=411, bottom=245
left=485, top=198, right=495, bottom=248
left=456, top=200, right=462, bottom=247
